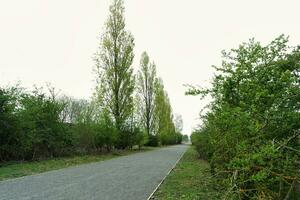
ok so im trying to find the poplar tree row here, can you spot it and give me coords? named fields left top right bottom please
left=0, top=0, right=182, bottom=161
left=94, top=0, right=182, bottom=148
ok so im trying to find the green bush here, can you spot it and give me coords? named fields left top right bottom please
left=0, top=86, right=72, bottom=160
left=1, top=80, right=182, bottom=161
left=189, top=35, right=300, bottom=199
left=18, top=89, right=70, bottom=159
left=134, top=130, right=148, bottom=149
left=146, top=134, right=159, bottom=146
left=0, top=87, right=124, bottom=161
left=116, top=124, right=146, bottom=149
left=0, top=87, right=21, bottom=160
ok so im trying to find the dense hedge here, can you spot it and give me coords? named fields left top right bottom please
left=189, top=35, right=300, bottom=199
left=0, top=0, right=183, bottom=162
left=0, top=87, right=140, bottom=161
left=0, top=86, right=182, bottom=161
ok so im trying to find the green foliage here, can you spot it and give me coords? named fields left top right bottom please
left=94, top=0, right=135, bottom=132
left=154, top=79, right=182, bottom=145
left=153, top=147, right=223, bottom=200
left=137, top=51, right=156, bottom=136
left=0, top=86, right=71, bottom=160
left=61, top=98, right=119, bottom=153
left=189, top=35, right=300, bottom=199
left=146, top=134, right=159, bottom=146
left=94, top=0, right=140, bottom=149
left=18, top=88, right=70, bottom=159
left=134, top=129, right=148, bottom=149
left=136, top=55, right=182, bottom=146
left=0, top=87, right=21, bottom=160
left=182, top=135, right=189, bottom=143
left=0, top=86, right=121, bottom=161
left=0, top=0, right=182, bottom=163
left=174, top=114, right=183, bottom=133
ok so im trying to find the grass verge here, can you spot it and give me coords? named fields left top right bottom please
left=0, top=147, right=155, bottom=181
left=152, top=146, right=223, bottom=200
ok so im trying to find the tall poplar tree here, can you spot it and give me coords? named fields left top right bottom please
left=153, top=78, right=177, bottom=144
left=94, top=0, right=135, bottom=133
left=137, top=52, right=157, bottom=136
left=174, top=114, right=183, bottom=133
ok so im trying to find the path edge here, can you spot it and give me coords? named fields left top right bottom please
left=146, top=145, right=188, bottom=200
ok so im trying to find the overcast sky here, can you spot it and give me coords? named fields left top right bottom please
left=1, top=0, right=300, bottom=135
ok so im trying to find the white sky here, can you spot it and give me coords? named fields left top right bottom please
left=1, top=0, right=300, bottom=135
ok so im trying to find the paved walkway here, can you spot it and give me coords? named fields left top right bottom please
left=0, top=145, right=188, bottom=200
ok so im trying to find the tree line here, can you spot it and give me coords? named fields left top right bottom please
left=0, top=0, right=182, bottom=162
left=190, top=35, right=300, bottom=199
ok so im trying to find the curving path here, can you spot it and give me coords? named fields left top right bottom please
left=0, top=145, right=187, bottom=200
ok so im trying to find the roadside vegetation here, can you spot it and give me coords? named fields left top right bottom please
left=153, top=146, right=223, bottom=200
left=189, top=35, right=300, bottom=199
left=0, top=0, right=182, bottom=167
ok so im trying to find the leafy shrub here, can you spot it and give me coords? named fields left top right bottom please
left=134, top=129, right=148, bottom=149
left=146, top=134, right=159, bottom=146
left=116, top=125, right=146, bottom=149
left=0, top=87, right=21, bottom=160
left=18, top=89, right=70, bottom=159
left=188, top=35, right=300, bottom=199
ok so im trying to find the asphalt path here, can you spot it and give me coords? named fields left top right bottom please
left=0, top=145, right=188, bottom=200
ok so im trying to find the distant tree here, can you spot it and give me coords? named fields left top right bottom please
left=174, top=114, right=183, bottom=133
left=137, top=52, right=157, bottom=136
left=182, top=135, right=189, bottom=142
left=94, top=0, right=135, bottom=135
left=153, top=78, right=179, bottom=145
left=153, top=78, right=166, bottom=136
